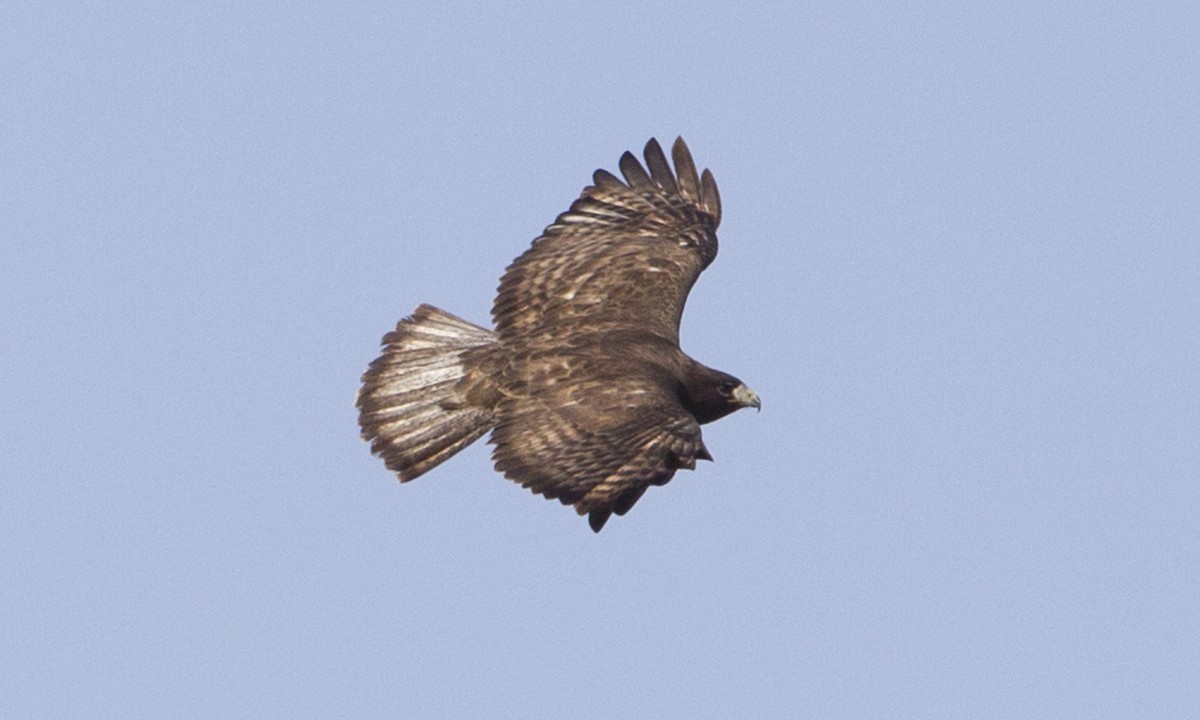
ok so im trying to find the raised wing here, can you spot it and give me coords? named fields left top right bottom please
left=492, top=137, right=721, bottom=348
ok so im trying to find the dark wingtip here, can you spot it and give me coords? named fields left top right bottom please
left=592, top=168, right=626, bottom=191
left=618, top=150, right=651, bottom=188
left=700, top=168, right=721, bottom=225
left=671, top=137, right=701, bottom=203
left=588, top=509, right=612, bottom=533
left=642, top=138, right=678, bottom=194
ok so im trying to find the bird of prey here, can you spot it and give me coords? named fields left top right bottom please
left=357, top=137, right=759, bottom=532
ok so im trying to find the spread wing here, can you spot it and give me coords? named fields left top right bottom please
left=492, top=137, right=721, bottom=348
left=489, top=356, right=711, bottom=532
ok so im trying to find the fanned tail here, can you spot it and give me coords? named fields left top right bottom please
left=357, top=304, right=496, bottom=481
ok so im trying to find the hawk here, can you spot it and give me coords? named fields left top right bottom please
left=357, top=137, right=760, bottom=531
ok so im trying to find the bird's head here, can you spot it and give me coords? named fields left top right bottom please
left=723, top=379, right=762, bottom=413
left=685, top=366, right=760, bottom=424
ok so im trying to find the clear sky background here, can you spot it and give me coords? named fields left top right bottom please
left=3, top=2, right=1198, bottom=718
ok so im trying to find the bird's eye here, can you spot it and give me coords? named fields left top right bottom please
left=719, top=382, right=737, bottom=395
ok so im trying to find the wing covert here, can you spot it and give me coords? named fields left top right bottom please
left=488, top=360, right=709, bottom=532
left=492, top=137, right=721, bottom=348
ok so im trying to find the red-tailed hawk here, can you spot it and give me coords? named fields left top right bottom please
left=357, top=138, right=760, bottom=531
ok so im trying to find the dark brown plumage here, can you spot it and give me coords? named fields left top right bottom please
left=357, top=138, right=759, bottom=532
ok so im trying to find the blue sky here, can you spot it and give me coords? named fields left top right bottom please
left=3, top=2, right=1198, bottom=718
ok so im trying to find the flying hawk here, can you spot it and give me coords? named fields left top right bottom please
left=357, top=137, right=759, bottom=531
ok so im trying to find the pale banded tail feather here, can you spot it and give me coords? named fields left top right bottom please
left=357, top=304, right=497, bottom=481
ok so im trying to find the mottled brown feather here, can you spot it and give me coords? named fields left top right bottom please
left=359, top=138, right=752, bottom=532
left=487, top=356, right=706, bottom=529
left=482, top=139, right=731, bottom=527
left=491, top=137, right=720, bottom=348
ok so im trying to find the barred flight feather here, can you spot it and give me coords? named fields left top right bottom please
left=357, top=304, right=497, bottom=482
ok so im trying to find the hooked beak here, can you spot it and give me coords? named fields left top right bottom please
left=733, top=384, right=761, bottom=412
